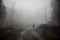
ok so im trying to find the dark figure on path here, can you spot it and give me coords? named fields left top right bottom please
left=33, top=24, right=35, bottom=30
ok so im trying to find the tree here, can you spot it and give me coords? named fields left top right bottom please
left=50, top=0, right=60, bottom=40
left=0, top=0, right=7, bottom=27
left=51, top=0, right=60, bottom=25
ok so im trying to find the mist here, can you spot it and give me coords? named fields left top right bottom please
left=3, top=0, right=52, bottom=28
left=0, top=0, right=60, bottom=40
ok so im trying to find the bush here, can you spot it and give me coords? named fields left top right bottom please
left=0, top=25, right=24, bottom=40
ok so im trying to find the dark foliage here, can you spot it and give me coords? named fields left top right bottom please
left=0, top=25, right=24, bottom=40
left=35, top=24, right=60, bottom=40
left=0, top=0, right=7, bottom=27
left=51, top=0, right=60, bottom=25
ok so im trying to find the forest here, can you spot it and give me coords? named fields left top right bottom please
left=0, top=0, right=60, bottom=40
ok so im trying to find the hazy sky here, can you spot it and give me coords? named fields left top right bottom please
left=3, top=0, right=52, bottom=25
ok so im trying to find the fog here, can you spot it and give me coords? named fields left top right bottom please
left=3, top=0, right=52, bottom=28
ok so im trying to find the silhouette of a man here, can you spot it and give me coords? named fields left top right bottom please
left=33, top=24, right=35, bottom=30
